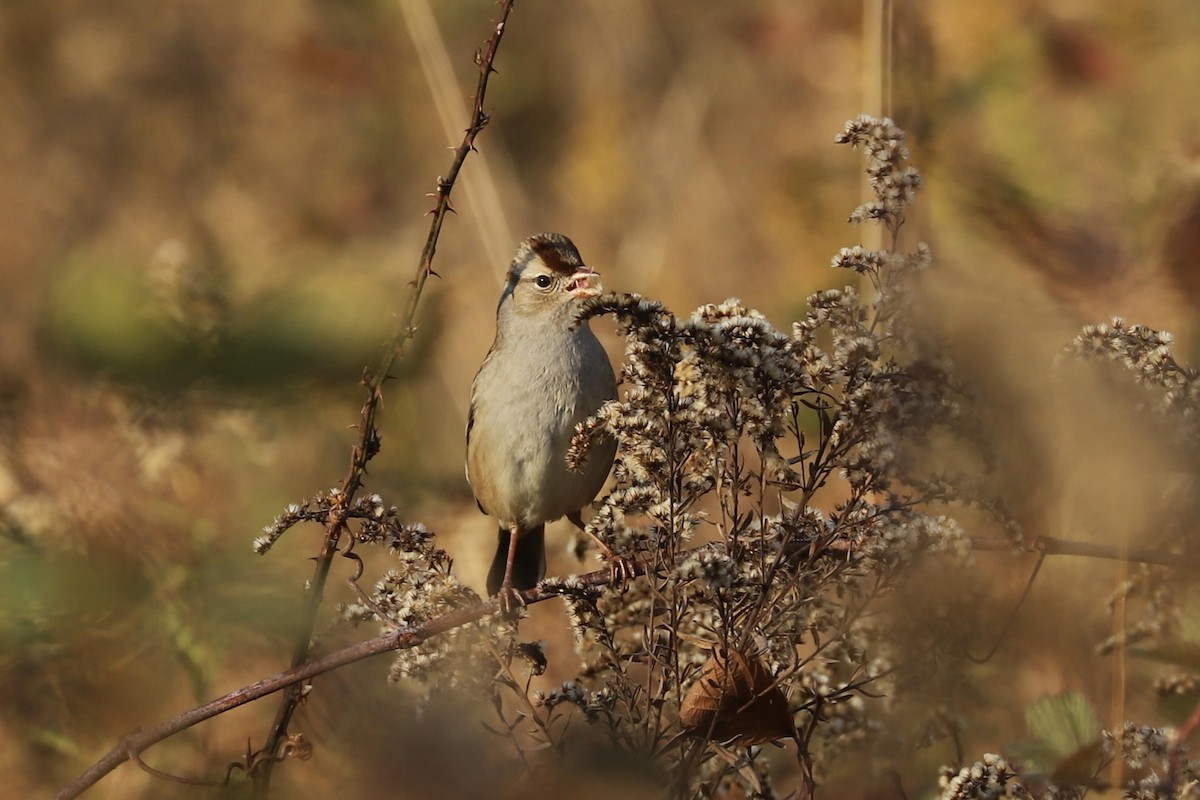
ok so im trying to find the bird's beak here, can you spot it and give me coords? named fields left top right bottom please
left=566, top=266, right=604, bottom=299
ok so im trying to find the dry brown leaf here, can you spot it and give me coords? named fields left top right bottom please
left=678, top=647, right=795, bottom=746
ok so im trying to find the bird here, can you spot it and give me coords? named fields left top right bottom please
left=466, top=233, right=618, bottom=612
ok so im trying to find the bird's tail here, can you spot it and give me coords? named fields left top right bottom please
left=486, top=524, right=546, bottom=596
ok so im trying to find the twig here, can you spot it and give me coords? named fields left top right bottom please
left=57, top=551, right=646, bottom=800
left=54, top=601, right=491, bottom=800
left=966, top=553, right=1045, bottom=664
left=967, top=534, right=1200, bottom=569
left=1175, top=697, right=1200, bottom=745
left=251, top=2, right=516, bottom=795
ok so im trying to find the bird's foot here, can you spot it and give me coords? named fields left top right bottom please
left=604, top=553, right=639, bottom=589
left=496, top=582, right=526, bottom=617
left=569, top=512, right=639, bottom=588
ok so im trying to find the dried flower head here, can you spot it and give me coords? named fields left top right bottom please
left=538, top=116, right=963, bottom=795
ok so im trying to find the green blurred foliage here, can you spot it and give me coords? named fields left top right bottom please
left=1009, top=692, right=1104, bottom=783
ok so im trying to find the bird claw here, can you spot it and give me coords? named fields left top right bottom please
left=606, top=554, right=638, bottom=589
left=569, top=512, right=638, bottom=588
left=496, top=584, right=526, bottom=617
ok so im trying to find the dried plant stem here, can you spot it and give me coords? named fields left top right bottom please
left=53, top=603, right=490, bottom=800
left=401, top=0, right=513, bottom=266
left=860, top=0, right=891, bottom=256
left=967, top=534, right=1200, bottom=569
left=252, top=1, right=516, bottom=796
left=1110, top=550, right=1130, bottom=790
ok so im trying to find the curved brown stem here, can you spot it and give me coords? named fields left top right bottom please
left=250, top=2, right=517, bottom=796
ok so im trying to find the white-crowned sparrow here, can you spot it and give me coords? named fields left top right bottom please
left=466, top=233, right=617, bottom=611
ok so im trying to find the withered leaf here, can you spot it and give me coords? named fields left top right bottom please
left=678, top=647, right=795, bottom=746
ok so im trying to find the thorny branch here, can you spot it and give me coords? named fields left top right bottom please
left=252, top=1, right=516, bottom=795
left=56, top=3, right=518, bottom=795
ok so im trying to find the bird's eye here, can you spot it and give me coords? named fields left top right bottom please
left=534, top=274, right=554, bottom=289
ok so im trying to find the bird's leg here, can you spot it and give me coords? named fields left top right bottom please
left=498, top=524, right=525, bottom=616
left=568, top=511, right=637, bottom=587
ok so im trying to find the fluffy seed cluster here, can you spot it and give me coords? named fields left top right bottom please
left=1072, top=318, right=1200, bottom=442
left=545, top=116, right=970, bottom=794
left=345, top=516, right=500, bottom=692
left=257, top=487, right=500, bottom=697
left=1104, top=722, right=1170, bottom=771
left=948, top=722, right=1197, bottom=800
left=836, top=115, right=924, bottom=240
left=937, top=754, right=1025, bottom=800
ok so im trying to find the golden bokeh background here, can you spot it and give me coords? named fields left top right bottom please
left=3, top=0, right=1200, bottom=796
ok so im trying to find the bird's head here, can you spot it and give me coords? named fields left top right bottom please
left=499, top=233, right=604, bottom=320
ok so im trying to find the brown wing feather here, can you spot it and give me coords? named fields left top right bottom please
left=465, top=360, right=490, bottom=517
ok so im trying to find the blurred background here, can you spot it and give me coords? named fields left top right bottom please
left=3, top=0, right=1200, bottom=797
